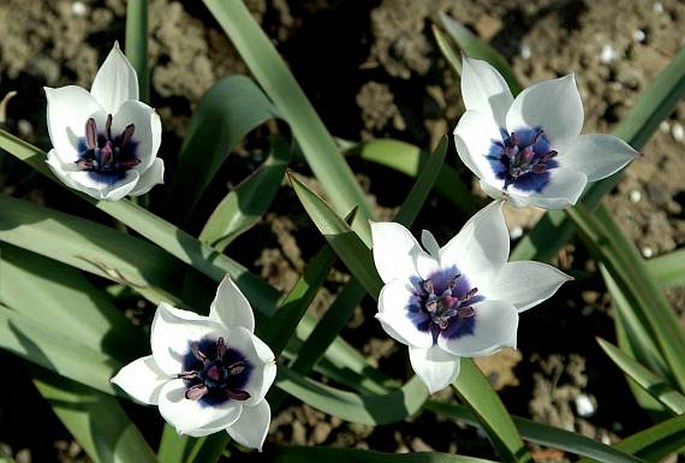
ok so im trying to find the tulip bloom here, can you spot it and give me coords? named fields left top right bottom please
left=371, top=201, right=571, bottom=393
left=454, top=56, right=638, bottom=209
left=112, top=277, right=276, bottom=450
left=45, top=43, right=164, bottom=201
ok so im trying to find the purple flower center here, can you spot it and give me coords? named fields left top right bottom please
left=76, top=114, right=140, bottom=182
left=178, top=337, right=252, bottom=407
left=487, top=127, right=558, bottom=192
left=407, top=267, right=481, bottom=341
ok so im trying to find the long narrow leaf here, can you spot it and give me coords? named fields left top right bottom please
left=33, top=370, right=158, bottom=463
left=202, top=0, right=374, bottom=244
left=597, top=338, right=685, bottom=414
left=270, top=446, right=497, bottom=463
left=453, top=360, right=532, bottom=463
left=125, top=0, right=149, bottom=102
left=165, top=75, right=278, bottom=224
left=647, top=247, right=685, bottom=288
left=199, top=136, right=288, bottom=251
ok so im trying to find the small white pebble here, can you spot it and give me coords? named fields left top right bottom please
left=629, top=189, right=642, bottom=203
left=520, top=44, right=532, bottom=60
left=72, top=1, right=87, bottom=16
left=672, top=122, right=684, bottom=142
left=659, top=120, right=670, bottom=133
left=642, top=246, right=654, bottom=258
left=509, top=226, right=524, bottom=240
left=653, top=2, right=664, bottom=13
left=575, top=394, right=596, bottom=417
left=17, top=119, right=33, bottom=137
left=600, top=44, right=615, bottom=64
left=632, top=29, right=646, bottom=42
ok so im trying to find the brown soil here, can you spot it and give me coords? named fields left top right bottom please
left=1, top=0, right=684, bottom=461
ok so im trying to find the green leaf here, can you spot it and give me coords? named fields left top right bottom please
left=33, top=369, right=158, bottom=463
left=426, top=401, right=645, bottom=463
left=438, top=13, right=523, bottom=95
left=0, top=304, right=119, bottom=394
left=597, top=338, right=685, bottom=414
left=288, top=172, right=382, bottom=297
left=275, top=366, right=428, bottom=426
left=647, top=247, right=685, bottom=288
left=577, top=414, right=685, bottom=463
left=432, top=23, right=462, bottom=76
left=567, top=204, right=685, bottom=391
left=202, top=0, right=374, bottom=244
left=453, top=360, right=532, bottom=463
left=512, top=44, right=685, bottom=263
left=0, top=243, right=146, bottom=360
left=270, top=446, right=497, bottom=463
left=165, top=75, right=277, bottom=225
left=199, top=136, right=289, bottom=251
left=125, top=0, right=149, bottom=103
left=352, top=138, right=475, bottom=214
left=158, top=425, right=195, bottom=463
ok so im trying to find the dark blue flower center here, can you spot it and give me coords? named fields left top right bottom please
left=487, top=127, right=558, bottom=192
left=76, top=114, right=140, bottom=183
left=178, top=337, right=252, bottom=407
left=407, top=267, right=482, bottom=341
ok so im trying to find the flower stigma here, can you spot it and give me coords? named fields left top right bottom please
left=76, top=114, right=139, bottom=176
left=409, top=268, right=481, bottom=341
left=178, top=337, right=252, bottom=406
left=488, top=127, right=558, bottom=192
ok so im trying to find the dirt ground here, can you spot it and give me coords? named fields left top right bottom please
left=1, top=0, right=684, bottom=461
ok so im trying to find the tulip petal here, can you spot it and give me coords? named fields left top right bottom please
left=111, top=355, right=168, bottom=405
left=112, top=100, right=161, bottom=172
left=421, top=230, right=440, bottom=258
left=209, top=276, right=255, bottom=333
left=461, top=56, right=514, bottom=128
left=559, top=134, right=639, bottom=182
left=509, top=167, right=587, bottom=209
left=227, top=400, right=271, bottom=451
left=221, top=326, right=276, bottom=407
left=506, top=74, right=583, bottom=153
left=408, top=345, right=461, bottom=394
left=91, top=42, right=139, bottom=114
left=128, top=158, right=165, bottom=196
left=370, top=221, right=430, bottom=283
left=150, top=302, right=225, bottom=376
left=454, top=110, right=506, bottom=186
left=439, top=200, right=509, bottom=288
left=158, top=379, right=242, bottom=437
left=45, top=86, right=104, bottom=164
left=438, top=299, right=518, bottom=357
left=377, top=279, right=434, bottom=349
left=487, top=261, right=571, bottom=312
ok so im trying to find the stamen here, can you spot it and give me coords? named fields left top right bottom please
left=191, top=343, right=207, bottom=363
left=227, top=361, right=246, bottom=376
left=185, top=384, right=209, bottom=400
left=459, top=287, right=479, bottom=303
left=105, top=114, right=113, bottom=141
left=177, top=371, right=198, bottom=380
left=120, top=123, right=135, bottom=147
left=457, top=306, right=475, bottom=318
left=226, top=389, right=251, bottom=401
left=216, top=337, right=227, bottom=359
left=423, top=280, right=434, bottom=295
left=85, top=118, right=97, bottom=149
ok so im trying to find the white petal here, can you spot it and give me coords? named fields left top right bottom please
left=112, top=100, right=161, bottom=172
left=128, top=158, right=165, bottom=196
left=46, top=156, right=141, bottom=201
left=111, top=355, right=168, bottom=405
left=91, top=42, right=139, bottom=114
left=150, top=302, right=222, bottom=376
left=158, top=379, right=242, bottom=437
left=408, top=345, right=461, bottom=394
left=223, top=326, right=276, bottom=406
left=370, top=221, right=430, bottom=283
left=377, top=280, right=433, bottom=348
left=454, top=110, right=506, bottom=185
left=227, top=400, right=271, bottom=451
left=559, top=134, right=639, bottom=182
left=439, top=200, right=509, bottom=289
left=510, top=167, right=587, bottom=209
left=45, top=86, right=104, bottom=164
left=209, top=276, right=255, bottom=332
left=486, top=261, right=571, bottom=312
left=461, top=56, right=514, bottom=128
left=506, top=74, right=584, bottom=153
left=438, top=299, right=518, bottom=357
